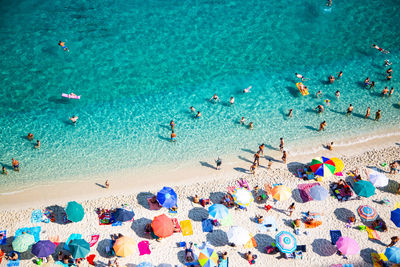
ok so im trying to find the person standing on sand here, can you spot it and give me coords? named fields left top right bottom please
left=365, top=107, right=371, bottom=119
left=105, top=180, right=110, bottom=189
left=215, top=157, right=222, bottom=170
left=254, top=152, right=260, bottom=167
left=319, top=121, right=327, bottom=131
left=279, top=138, right=284, bottom=152
left=375, top=110, right=382, bottom=121
left=282, top=151, right=287, bottom=164
left=386, top=236, right=399, bottom=247
left=258, top=143, right=265, bottom=155
left=288, top=203, right=295, bottom=216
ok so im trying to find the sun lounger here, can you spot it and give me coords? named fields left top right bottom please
left=0, top=230, right=6, bottom=245
left=64, top=233, right=82, bottom=250
left=138, top=240, right=151, bottom=256
left=172, top=218, right=181, bottom=233
left=202, top=219, right=214, bottom=233
left=180, top=220, right=193, bottom=236
left=330, top=230, right=342, bottom=245
left=146, top=198, right=162, bottom=210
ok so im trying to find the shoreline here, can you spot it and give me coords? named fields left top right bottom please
left=1, top=131, right=399, bottom=210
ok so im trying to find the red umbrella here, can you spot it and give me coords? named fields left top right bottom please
left=151, top=214, right=174, bottom=238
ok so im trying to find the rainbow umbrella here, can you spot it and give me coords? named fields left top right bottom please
left=331, top=157, right=344, bottom=176
left=391, top=208, right=400, bottom=227
left=157, top=187, right=177, bottom=209
left=357, top=205, right=377, bottom=221
left=353, top=180, right=375, bottom=197
left=336, top=237, right=360, bottom=255
left=151, top=214, right=174, bottom=238
left=232, top=188, right=253, bottom=207
left=271, top=185, right=292, bottom=201
left=310, top=157, right=336, bottom=178
left=385, top=247, right=400, bottom=264
left=113, top=236, right=136, bottom=257
left=197, top=245, right=218, bottom=267
left=275, top=231, right=297, bottom=254
left=208, top=204, right=229, bottom=220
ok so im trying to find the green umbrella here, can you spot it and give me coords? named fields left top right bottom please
left=65, top=201, right=85, bottom=222
left=353, top=180, right=375, bottom=198
left=69, top=239, right=90, bottom=258
left=12, top=233, right=35, bottom=252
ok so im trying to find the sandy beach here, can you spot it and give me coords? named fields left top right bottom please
left=0, top=137, right=399, bottom=267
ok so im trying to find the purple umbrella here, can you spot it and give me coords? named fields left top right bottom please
left=31, top=240, right=56, bottom=257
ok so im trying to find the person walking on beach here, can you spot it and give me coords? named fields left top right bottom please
left=288, top=203, right=295, bottom=216
left=105, top=180, right=110, bottom=189
left=171, top=131, right=177, bottom=142
left=337, top=71, right=343, bottom=79
left=365, top=107, right=371, bottom=119
left=12, top=158, right=19, bottom=172
left=215, top=157, right=222, bottom=170
left=319, top=121, right=327, bottom=131
left=346, top=104, right=353, bottom=116
left=288, top=109, right=293, bottom=117
left=335, top=90, right=340, bottom=100
left=258, top=143, right=265, bottom=155
left=254, top=152, right=260, bottom=167
left=250, top=163, right=256, bottom=175
left=210, top=93, right=220, bottom=103
left=386, top=236, right=399, bottom=247
left=375, top=110, right=382, bottom=121
left=282, top=151, right=287, bottom=164
left=279, top=138, right=284, bottom=152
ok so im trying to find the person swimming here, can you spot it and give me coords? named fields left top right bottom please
left=382, top=87, right=389, bottom=96
left=315, top=105, right=324, bottom=113
left=58, top=41, right=69, bottom=52
left=240, top=117, right=246, bottom=125
left=288, top=109, right=293, bottom=117
left=389, top=87, right=394, bottom=96
left=364, top=77, right=370, bottom=87
left=325, top=99, right=330, bottom=107
left=337, top=71, right=343, bottom=79
left=335, top=90, right=340, bottom=100
left=372, top=44, right=390, bottom=54
left=243, top=86, right=252, bottom=93
left=35, top=140, right=41, bottom=149
left=195, top=111, right=202, bottom=118
left=209, top=94, right=220, bottom=103
left=328, top=75, right=335, bottom=84
left=27, top=133, right=34, bottom=140
left=316, top=90, right=323, bottom=98
left=384, top=59, right=392, bottom=66
left=189, top=106, right=196, bottom=113
left=229, top=97, right=235, bottom=105
left=295, top=73, right=306, bottom=81
left=69, top=115, right=78, bottom=124
left=365, top=107, right=370, bottom=119
left=327, top=0, right=332, bottom=7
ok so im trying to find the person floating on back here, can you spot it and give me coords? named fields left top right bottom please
left=58, top=41, right=69, bottom=52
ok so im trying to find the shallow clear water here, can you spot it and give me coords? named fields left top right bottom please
left=0, top=0, right=400, bottom=191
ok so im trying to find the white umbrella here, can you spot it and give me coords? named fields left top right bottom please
left=227, top=226, right=251, bottom=245
left=369, top=171, right=388, bottom=187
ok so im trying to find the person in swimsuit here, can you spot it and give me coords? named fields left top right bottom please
left=2, top=166, right=7, bottom=175
left=170, top=120, right=175, bottom=130
left=209, top=94, right=220, bottom=103
left=215, top=157, right=222, bottom=170
left=335, top=90, right=340, bottom=100
left=27, top=133, right=34, bottom=140
left=328, top=75, right=335, bottom=84
left=243, top=86, right=252, bottom=93
left=384, top=59, right=392, bottom=66
left=287, top=203, right=295, bottom=216
left=282, top=150, right=287, bottom=164
left=346, top=104, right=353, bottom=116
left=295, top=73, right=305, bottom=81
left=250, top=163, right=256, bottom=175
left=315, top=105, right=324, bottom=113
left=288, top=109, right=293, bottom=117
left=387, top=74, right=392, bottom=80
left=386, top=68, right=392, bottom=75
left=240, top=117, right=246, bottom=125
left=327, top=0, right=332, bottom=7
left=316, top=90, right=323, bottom=98
left=35, top=140, right=41, bottom=149
left=12, top=158, right=19, bottom=172
left=229, top=97, right=235, bottom=105
left=58, top=41, right=69, bottom=52
left=248, top=122, right=254, bottom=130
left=195, top=111, right=201, bottom=118
left=389, top=87, right=394, bottom=96
left=364, top=77, right=370, bottom=87
left=382, top=87, right=389, bottom=96
left=319, top=121, right=327, bottom=131
left=365, top=107, right=371, bottom=119
left=253, top=152, right=260, bottom=166
left=258, top=143, right=265, bottom=155
left=372, top=44, right=389, bottom=54
left=375, top=110, right=381, bottom=121
left=189, top=106, right=196, bottom=113
left=69, top=115, right=78, bottom=124
left=171, top=131, right=177, bottom=142
left=337, top=71, right=343, bottom=79
left=369, top=81, right=375, bottom=89
left=279, top=138, right=284, bottom=152
left=325, top=99, right=330, bottom=107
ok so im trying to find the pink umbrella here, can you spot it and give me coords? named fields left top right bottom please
left=336, top=237, right=360, bottom=255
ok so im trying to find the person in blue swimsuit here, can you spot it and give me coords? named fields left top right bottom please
left=58, top=41, right=69, bottom=52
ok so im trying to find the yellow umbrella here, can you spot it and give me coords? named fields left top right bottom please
left=331, top=157, right=344, bottom=175
left=272, top=185, right=292, bottom=201
left=113, top=236, right=135, bottom=257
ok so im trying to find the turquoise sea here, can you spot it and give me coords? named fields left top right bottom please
left=0, top=0, right=399, bottom=192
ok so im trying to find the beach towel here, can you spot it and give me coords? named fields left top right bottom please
left=86, top=254, right=96, bottom=266
left=180, top=220, right=193, bottom=236
left=202, top=219, right=214, bottom=233
left=97, top=210, right=114, bottom=225
left=171, top=218, right=181, bottom=233
left=371, top=252, right=387, bottom=267
left=301, top=212, right=322, bottom=220
left=15, top=226, right=41, bottom=242
left=297, top=183, right=319, bottom=203
left=89, top=235, right=99, bottom=247
left=219, top=258, right=228, bottom=267
left=7, top=260, right=20, bottom=267
left=138, top=240, right=151, bottom=256
left=220, top=214, right=233, bottom=226
left=49, top=236, right=60, bottom=247
left=0, top=250, right=3, bottom=264
left=0, top=230, right=6, bottom=245
left=395, top=202, right=400, bottom=209
left=305, top=220, right=322, bottom=228
left=64, top=233, right=82, bottom=250
left=146, top=198, right=162, bottom=210
left=112, top=221, right=122, bottom=226
left=31, top=209, right=43, bottom=223
left=366, top=227, right=380, bottom=240
left=55, top=261, right=69, bottom=266
left=168, top=208, right=178, bottom=216
left=330, top=230, right=342, bottom=245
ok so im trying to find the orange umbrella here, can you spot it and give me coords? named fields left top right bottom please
left=151, top=214, right=174, bottom=238
left=113, top=236, right=135, bottom=257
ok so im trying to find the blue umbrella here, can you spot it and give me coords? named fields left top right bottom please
left=137, top=262, right=154, bottom=267
left=68, top=239, right=90, bottom=258
left=31, top=240, right=56, bottom=257
left=391, top=208, right=400, bottom=227
left=353, top=180, right=375, bottom=198
left=385, top=247, right=400, bottom=264
left=157, top=187, right=177, bottom=208
left=208, top=204, right=229, bottom=220
left=113, top=208, right=135, bottom=222
left=309, top=185, right=329, bottom=201
left=275, top=231, right=297, bottom=254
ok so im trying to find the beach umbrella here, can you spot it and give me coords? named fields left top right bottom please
left=31, top=240, right=56, bottom=257
left=357, top=205, right=377, bottom=221
left=157, top=187, right=177, bottom=209
left=227, top=226, right=251, bottom=245
left=12, top=233, right=35, bottom=252
left=65, top=201, right=85, bottom=222
left=208, top=204, right=229, bottom=220
left=309, top=185, right=329, bottom=201
left=197, top=245, right=218, bottom=267
left=113, top=208, right=135, bottom=222
left=137, top=263, right=154, bottom=267
left=353, top=180, right=375, bottom=197
left=271, top=185, right=292, bottom=201
left=336, top=237, right=360, bottom=255
left=113, top=236, right=136, bottom=257
left=310, top=157, right=336, bottom=178
left=391, top=208, right=400, bottom=227
left=369, top=171, right=388, bottom=187
left=385, top=247, right=400, bottom=264
left=151, top=214, right=174, bottom=238
left=331, top=157, right=344, bottom=176
left=69, top=239, right=90, bottom=258
left=275, top=231, right=297, bottom=254
left=232, top=188, right=253, bottom=207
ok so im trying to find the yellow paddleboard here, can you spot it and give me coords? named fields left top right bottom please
left=296, top=82, right=309, bottom=96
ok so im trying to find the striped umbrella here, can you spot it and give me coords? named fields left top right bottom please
left=271, top=185, right=292, bottom=201
left=227, top=226, right=251, bottom=245
left=232, top=188, right=253, bottom=207
left=331, top=157, right=344, bottom=176
left=357, top=205, right=377, bottom=221
left=391, top=208, right=400, bottom=227
left=353, top=180, right=375, bottom=197
left=385, top=247, right=400, bottom=264
left=197, top=245, right=218, bottom=267
left=336, top=237, right=360, bottom=255
left=208, top=204, right=229, bottom=220
left=310, top=157, right=336, bottom=178
left=275, top=231, right=297, bottom=254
